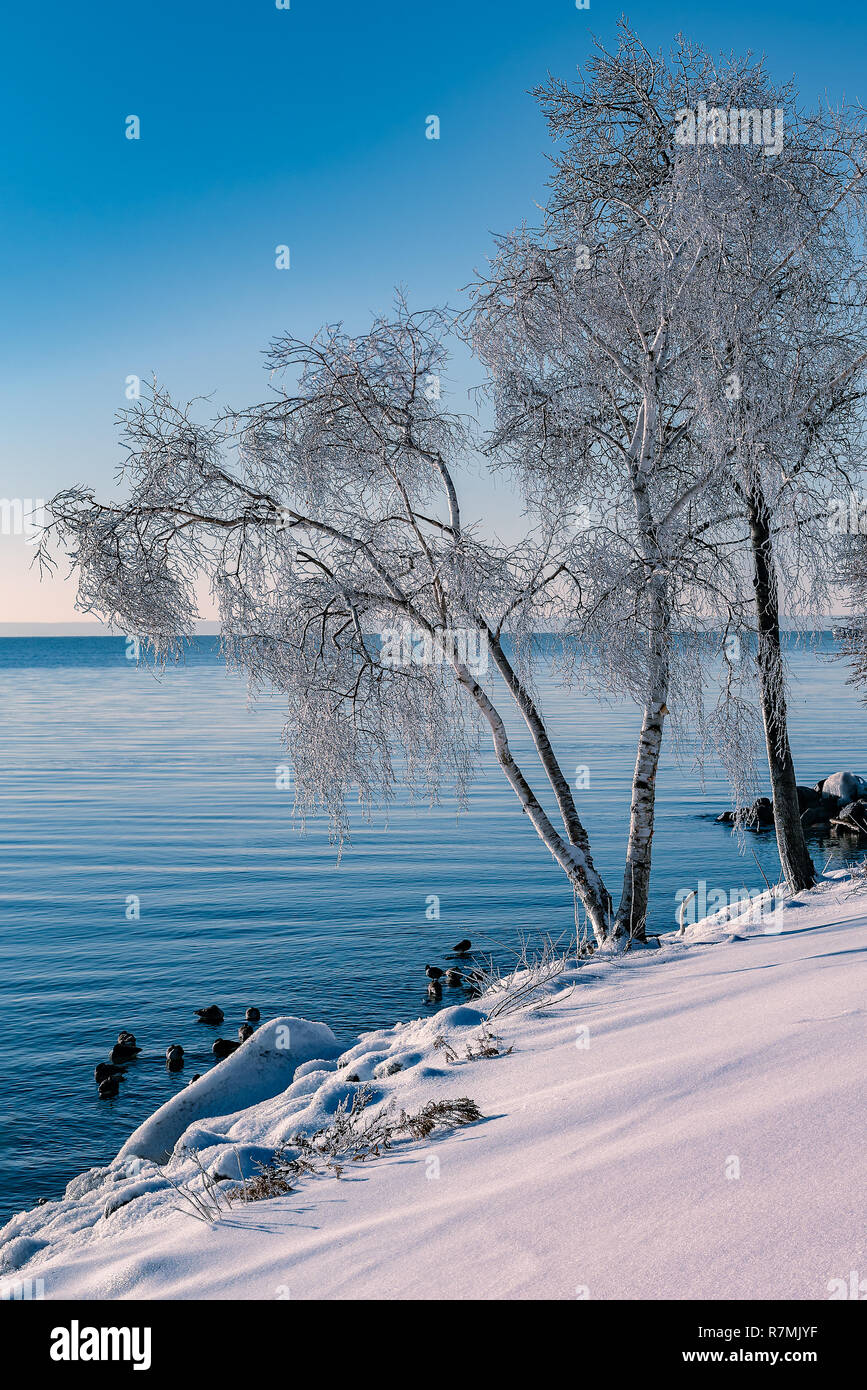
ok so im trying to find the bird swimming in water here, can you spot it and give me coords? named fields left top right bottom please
left=165, top=1045, right=184, bottom=1071
left=238, top=1023, right=254, bottom=1041
left=212, top=1038, right=240, bottom=1059
left=195, top=1005, right=224, bottom=1024
left=453, top=939, right=472, bottom=954
left=425, top=965, right=444, bottom=980
left=117, top=1031, right=137, bottom=1047
left=111, top=1038, right=142, bottom=1063
left=427, top=979, right=443, bottom=1001
left=245, top=1007, right=260, bottom=1022
left=445, top=969, right=463, bottom=987
left=98, top=1076, right=120, bottom=1098
left=94, top=1062, right=126, bottom=1084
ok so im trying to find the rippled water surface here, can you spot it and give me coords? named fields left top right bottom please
left=0, top=633, right=863, bottom=1221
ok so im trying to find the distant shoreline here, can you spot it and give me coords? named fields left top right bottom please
left=0, top=623, right=223, bottom=637
left=0, top=621, right=853, bottom=638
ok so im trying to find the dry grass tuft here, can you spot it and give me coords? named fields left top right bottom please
left=239, top=1088, right=484, bottom=1201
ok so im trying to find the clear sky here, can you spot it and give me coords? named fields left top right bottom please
left=2, top=0, right=865, bottom=627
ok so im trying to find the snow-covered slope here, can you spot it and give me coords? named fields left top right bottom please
left=2, top=872, right=865, bottom=1300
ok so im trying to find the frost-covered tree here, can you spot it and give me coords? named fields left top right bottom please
left=838, top=535, right=867, bottom=686
left=42, top=302, right=622, bottom=944
left=664, top=40, right=867, bottom=889
left=468, top=39, right=756, bottom=939
left=697, top=243, right=867, bottom=888
left=470, top=23, right=867, bottom=904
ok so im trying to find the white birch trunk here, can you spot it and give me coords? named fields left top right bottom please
left=451, top=659, right=614, bottom=944
left=612, top=392, right=671, bottom=942
left=613, top=580, right=669, bottom=942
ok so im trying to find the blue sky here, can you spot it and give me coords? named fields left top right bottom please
left=2, top=0, right=866, bottom=624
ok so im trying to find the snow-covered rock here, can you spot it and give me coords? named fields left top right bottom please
left=119, top=1017, right=340, bottom=1163
left=820, top=770, right=867, bottom=802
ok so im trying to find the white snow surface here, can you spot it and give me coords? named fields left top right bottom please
left=2, top=873, right=865, bottom=1300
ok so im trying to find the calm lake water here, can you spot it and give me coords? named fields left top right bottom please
left=0, top=632, right=863, bottom=1222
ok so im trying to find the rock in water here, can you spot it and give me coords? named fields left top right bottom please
left=796, top=785, right=822, bottom=811
left=746, top=797, right=775, bottom=828
left=832, top=801, right=867, bottom=835
left=716, top=798, right=774, bottom=828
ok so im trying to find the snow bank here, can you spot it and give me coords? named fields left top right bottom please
left=3, top=877, right=865, bottom=1299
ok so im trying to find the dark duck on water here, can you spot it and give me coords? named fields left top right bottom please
left=195, top=1005, right=224, bottom=1024
left=111, top=1033, right=142, bottom=1063
left=94, top=1062, right=125, bottom=1084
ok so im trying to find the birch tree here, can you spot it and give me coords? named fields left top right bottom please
left=698, top=256, right=867, bottom=885
left=468, top=49, right=753, bottom=939
left=470, top=24, right=867, bottom=905
left=41, top=302, right=620, bottom=944
left=669, top=40, right=867, bottom=888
